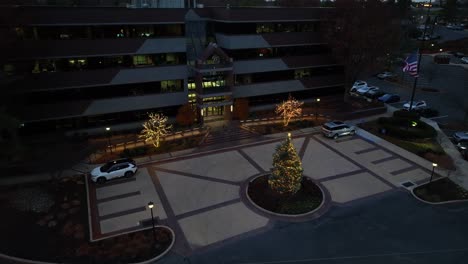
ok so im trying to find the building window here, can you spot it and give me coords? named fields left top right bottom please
left=161, top=80, right=182, bottom=93
left=133, top=55, right=153, bottom=66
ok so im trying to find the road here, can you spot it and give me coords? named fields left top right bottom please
left=158, top=191, right=468, bottom=264
left=433, top=25, right=468, bottom=43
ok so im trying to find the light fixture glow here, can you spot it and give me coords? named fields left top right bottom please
left=106, top=127, right=110, bottom=131
left=432, top=163, right=438, bottom=167
left=148, top=202, right=154, bottom=209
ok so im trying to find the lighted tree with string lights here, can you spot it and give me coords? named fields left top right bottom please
left=275, top=95, right=304, bottom=127
left=140, top=113, right=172, bottom=148
left=268, top=133, right=303, bottom=196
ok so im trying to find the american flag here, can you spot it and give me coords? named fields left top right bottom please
left=403, top=51, right=419, bottom=77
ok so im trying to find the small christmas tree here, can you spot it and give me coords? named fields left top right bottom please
left=140, top=113, right=172, bottom=148
left=269, top=133, right=303, bottom=195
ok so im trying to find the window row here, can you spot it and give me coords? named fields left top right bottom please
left=213, top=22, right=320, bottom=35
left=23, top=80, right=184, bottom=104
left=19, top=105, right=181, bottom=136
left=235, top=66, right=344, bottom=85
left=224, top=45, right=330, bottom=60
left=9, top=53, right=186, bottom=74
left=15, top=24, right=185, bottom=40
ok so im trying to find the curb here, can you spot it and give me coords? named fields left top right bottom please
left=0, top=226, right=175, bottom=264
left=244, top=174, right=327, bottom=219
left=410, top=177, right=468, bottom=205
left=130, top=225, right=175, bottom=264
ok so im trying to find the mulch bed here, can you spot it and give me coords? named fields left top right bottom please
left=0, top=175, right=172, bottom=263
left=414, top=178, right=468, bottom=203
left=248, top=175, right=323, bottom=215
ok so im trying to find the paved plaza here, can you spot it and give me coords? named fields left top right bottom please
left=86, top=128, right=443, bottom=255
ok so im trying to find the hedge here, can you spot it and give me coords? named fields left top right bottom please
left=377, top=117, right=437, bottom=140
left=393, top=110, right=420, bottom=120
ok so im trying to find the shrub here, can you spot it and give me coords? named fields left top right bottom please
left=393, top=110, right=420, bottom=120
left=120, top=146, right=149, bottom=158
left=378, top=117, right=437, bottom=140
left=419, top=108, right=439, bottom=118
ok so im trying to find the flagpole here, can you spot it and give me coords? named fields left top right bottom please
left=409, top=0, right=432, bottom=112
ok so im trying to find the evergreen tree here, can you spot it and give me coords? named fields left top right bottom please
left=269, top=134, right=303, bottom=195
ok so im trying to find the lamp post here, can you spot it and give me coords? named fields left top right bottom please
left=106, top=127, right=112, bottom=154
left=429, top=163, right=438, bottom=184
left=315, top=98, right=320, bottom=121
left=147, top=202, right=157, bottom=246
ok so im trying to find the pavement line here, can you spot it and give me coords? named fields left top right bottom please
left=318, top=169, right=367, bottom=182
left=99, top=206, right=146, bottom=221
left=95, top=177, right=136, bottom=189
left=152, top=167, right=240, bottom=186
left=371, top=156, right=398, bottom=164
left=237, top=149, right=267, bottom=173
left=96, top=191, right=141, bottom=204
left=298, top=136, right=310, bottom=160
left=354, top=146, right=380, bottom=155
left=175, top=198, right=241, bottom=220
left=238, top=247, right=468, bottom=263
left=390, top=165, right=418, bottom=176
left=311, top=135, right=395, bottom=189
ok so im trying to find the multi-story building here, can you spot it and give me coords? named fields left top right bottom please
left=1, top=1, right=344, bottom=136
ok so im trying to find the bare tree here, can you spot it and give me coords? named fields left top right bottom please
left=140, top=113, right=172, bottom=148
left=275, top=95, right=304, bottom=127
left=323, top=0, right=401, bottom=101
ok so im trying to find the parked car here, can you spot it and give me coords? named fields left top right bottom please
left=461, top=57, right=468, bottom=64
left=453, top=131, right=468, bottom=143
left=350, top=80, right=367, bottom=93
left=321, top=121, right=356, bottom=139
left=456, top=141, right=468, bottom=151
left=450, top=51, right=465, bottom=58
left=403, top=100, right=427, bottom=111
left=378, top=93, right=401, bottom=103
left=357, top=85, right=379, bottom=95
left=377, top=71, right=395, bottom=80
left=90, top=158, right=138, bottom=184
left=365, top=90, right=385, bottom=100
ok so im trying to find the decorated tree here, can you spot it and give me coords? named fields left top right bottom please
left=140, top=113, right=172, bottom=148
left=275, top=95, right=303, bottom=127
left=268, top=134, right=303, bottom=196
left=176, top=104, right=196, bottom=127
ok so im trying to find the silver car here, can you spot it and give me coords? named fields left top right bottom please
left=321, top=121, right=356, bottom=139
left=453, top=131, right=468, bottom=143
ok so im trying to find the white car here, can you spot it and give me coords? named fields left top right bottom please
left=461, top=57, right=468, bottom=64
left=350, top=80, right=367, bottom=93
left=403, top=100, right=427, bottom=111
left=357, top=85, right=379, bottom=95
left=377, top=72, right=395, bottom=80
left=90, top=158, right=138, bottom=184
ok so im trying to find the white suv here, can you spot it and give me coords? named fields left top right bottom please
left=350, top=80, right=367, bottom=93
left=321, top=121, right=356, bottom=139
left=90, top=158, right=138, bottom=184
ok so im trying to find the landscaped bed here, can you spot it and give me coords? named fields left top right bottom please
left=413, top=178, right=468, bottom=203
left=92, top=135, right=204, bottom=164
left=359, top=119, right=456, bottom=170
left=248, top=175, right=323, bottom=215
left=0, top=175, right=173, bottom=263
left=247, top=119, right=317, bottom=135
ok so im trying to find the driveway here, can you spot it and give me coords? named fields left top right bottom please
left=87, top=130, right=444, bottom=256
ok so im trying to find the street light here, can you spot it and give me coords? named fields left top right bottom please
left=105, top=127, right=112, bottom=154
left=315, top=98, right=320, bottom=121
left=429, top=163, right=438, bottom=183
left=147, top=202, right=157, bottom=246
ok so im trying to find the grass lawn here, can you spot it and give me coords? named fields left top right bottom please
left=0, top=175, right=172, bottom=263
left=359, top=120, right=455, bottom=170
left=248, top=175, right=323, bottom=215
left=414, top=178, right=468, bottom=203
